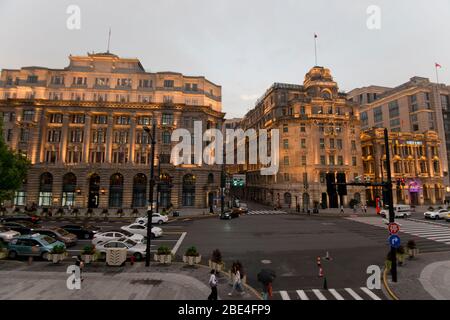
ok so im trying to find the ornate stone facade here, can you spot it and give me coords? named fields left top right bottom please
left=0, top=53, right=224, bottom=210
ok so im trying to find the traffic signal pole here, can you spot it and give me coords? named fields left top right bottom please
left=384, top=128, right=397, bottom=282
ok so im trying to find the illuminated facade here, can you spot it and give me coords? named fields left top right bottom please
left=361, top=128, right=444, bottom=205
left=236, top=67, right=365, bottom=209
left=0, top=52, right=224, bottom=210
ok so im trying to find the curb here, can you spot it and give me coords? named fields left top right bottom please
left=168, top=214, right=218, bottom=223
left=407, top=218, right=450, bottom=227
left=382, top=267, right=399, bottom=300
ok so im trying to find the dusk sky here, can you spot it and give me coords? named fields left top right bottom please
left=1, top=0, right=449, bottom=118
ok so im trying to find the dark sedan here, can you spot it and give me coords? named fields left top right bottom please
left=1, top=214, right=41, bottom=224
left=2, top=221, right=38, bottom=234
left=60, top=224, right=100, bottom=239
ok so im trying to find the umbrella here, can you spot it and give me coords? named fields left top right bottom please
left=257, top=269, right=276, bottom=285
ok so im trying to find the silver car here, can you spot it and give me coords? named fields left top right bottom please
left=0, top=225, right=20, bottom=243
left=94, top=237, right=147, bottom=261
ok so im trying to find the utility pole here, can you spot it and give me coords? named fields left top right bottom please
left=144, top=123, right=156, bottom=267
left=384, top=128, right=397, bottom=282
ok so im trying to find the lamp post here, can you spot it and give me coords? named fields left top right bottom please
left=156, top=155, right=161, bottom=214
left=143, top=123, right=156, bottom=267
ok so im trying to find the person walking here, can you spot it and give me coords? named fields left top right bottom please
left=340, top=205, right=344, bottom=214
left=228, top=265, right=244, bottom=296
left=208, top=270, right=218, bottom=300
left=75, top=255, right=84, bottom=282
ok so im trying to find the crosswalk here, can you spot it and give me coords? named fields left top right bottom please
left=246, top=210, right=288, bottom=215
left=348, top=216, right=450, bottom=245
left=273, top=287, right=384, bottom=300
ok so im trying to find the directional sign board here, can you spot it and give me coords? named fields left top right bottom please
left=232, top=174, right=246, bottom=187
left=388, top=235, right=401, bottom=248
left=388, top=223, right=400, bottom=234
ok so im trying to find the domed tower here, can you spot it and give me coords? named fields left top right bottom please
left=303, top=66, right=339, bottom=100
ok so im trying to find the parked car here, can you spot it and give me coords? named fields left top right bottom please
left=94, top=237, right=147, bottom=261
left=1, top=214, right=41, bottom=224
left=60, top=224, right=99, bottom=239
left=135, top=213, right=169, bottom=225
left=3, top=221, right=38, bottom=234
left=7, top=234, right=66, bottom=260
left=380, top=205, right=412, bottom=218
left=220, top=209, right=239, bottom=220
left=446, top=213, right=450, bottom=222
left=0, top=225, right=20, bottom=243
left=121, top=223, right=163, bottom=238
left=232, top=204, right=248, bottom=215
left=33, top=227, right=77, bottom=247
left=92, top=230, right=144, bottom=245
left=424, top=208, right=449, bottom=220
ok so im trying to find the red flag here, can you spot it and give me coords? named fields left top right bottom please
left=436, top=63, right=442, bottom=68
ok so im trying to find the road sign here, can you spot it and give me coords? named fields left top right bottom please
left=388, top=223, right=400, bottom=234
left=388, top=235, right=401, bottom=248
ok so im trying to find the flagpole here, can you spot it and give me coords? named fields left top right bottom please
left=107, top=27, right=111, bottom=53
left=314, top=34, right=318, bottom=66
left=435, top=65, right=440, bottom=85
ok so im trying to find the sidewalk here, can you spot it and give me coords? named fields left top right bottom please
left=385, top=251, right=450, bottom=300
left=0, top=260, right=260, bottom=300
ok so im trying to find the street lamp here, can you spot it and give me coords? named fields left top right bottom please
left=143, top=123, right=156, bottom=267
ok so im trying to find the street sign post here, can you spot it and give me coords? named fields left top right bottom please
left=388, top=223, right=400, bottom=234
left=388, top=235, right=401, bottom=248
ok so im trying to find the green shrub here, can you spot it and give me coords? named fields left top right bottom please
left=157, top=245, right=171, bottom=255
left=82, top=245, right=95, bottom=255
left=185, top=246, right=199, bottom=257
left=51, top=244, right=66, bottom=254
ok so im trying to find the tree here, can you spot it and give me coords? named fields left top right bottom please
left=0, top=120, right=30, bottom=204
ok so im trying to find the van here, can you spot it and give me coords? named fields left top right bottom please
left=380, top=205, right=412, bottom=218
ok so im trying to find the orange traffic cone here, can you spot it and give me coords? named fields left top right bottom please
left=317, top=256, right=321, bottom=267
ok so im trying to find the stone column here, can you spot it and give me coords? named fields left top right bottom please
left=32, top=108, right=45, bottom=165
left=129, top=113, right=136, bottom=163
left=60, top=113, right=69, bottom=163
left=105, top=112, right=114, bottom=163
left=83, top=113, right=91, bottom=163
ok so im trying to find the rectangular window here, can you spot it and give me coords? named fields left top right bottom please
left=163, top=96, right=173, bottom=103
left=38, top=192, right=52, bottom=206
left=164, top=80, right=174, bottom=88
left=329, top=139, right=335, bottom=149
left=329, top=155, right=335, bottom=166
left=117, top=78, right=132, bottom=87
left=283, top=124, right=288, bottom=133
left=320, top=138, right=325, bottom=149
left=23, top=110, right=35, bottom=121
left=351, top=140, right=356, bottom=150
left=45, top=150, right=58, bottom=163
left=94, top=115, right=107, bottom=124
left=320, top=155, right=326, bottom=165
left=301, top=155, right=307, bottom=166
left=301, top=139, right=306, bottom=149
left=115, top=116, right=130, bottom=125
left=388, top=101, right=399, bottom=118
left=283, top=156, right=289, bottom=166
left=20, top=128, right=29, bottom=142
left=49, top=113, right=63, bottom=123
left=360, top=111, right=368, bottom=126
left=14, top=191, right=26, bottom=206
left=283, top=139, right=289, bottom=149
left=390, top=118, right=400, bottom=127
left=27, top=75, right=38, bottom=83
left=162, top=114, right=173, bottom=125
left=71, top=114, right=85, bottom=124
left=337, top=139, right=343, bottom=150
left=300, top=124, right=306, bottom=132
left=6, top=129, right=13, bottom=142
left=95, top=78, right=109, bottom=86
left=352, top=156, right=357, bottom=166
left=69, top=130, right=83, bottom=143
left=47, top=130, right=61, bottom=142
left=373, top=106, right=383, bottom=123
left=337, top=156, right=344, bottom=166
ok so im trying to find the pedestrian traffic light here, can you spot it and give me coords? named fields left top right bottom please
left=336, top=172, right=347, bottom=196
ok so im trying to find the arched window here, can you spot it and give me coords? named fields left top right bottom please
left=284, top=192, right=292, bottom=206
left=109, top=173, right=124, bottom=208
left=207, top=173, right=214, bottom=184
left=62, top=173, right=77, bottom=207
left=132, top=174, right=147, bottom=208
left=182, top=174, right=196, bottom=206
left=39, top=172, right=53, bottom=206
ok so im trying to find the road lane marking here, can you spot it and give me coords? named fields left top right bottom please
left=312, top=289, right=327, bottom=300
left=360, top=287, right=381, bottom=300
left=171, top=232, right=187, bottom=255
left=296, top=290, right=309, bottom=300
left=345, top=288, right=363, bottom=300
left=329, top=289, right=344, bottom=300
left=279, top=291, right=290, bottom=300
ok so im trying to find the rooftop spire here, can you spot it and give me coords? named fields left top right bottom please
left=107, top=27, right=111, bottom=53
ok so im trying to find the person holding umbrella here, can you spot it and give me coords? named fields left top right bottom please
left=257, top=269, right=276, bottom=300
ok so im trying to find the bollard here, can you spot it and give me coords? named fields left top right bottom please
left=323, top=277, right=328, bottom=290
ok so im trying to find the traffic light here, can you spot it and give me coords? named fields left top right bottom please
left=326, top=172, right=336, bottom=194
left=336, top=172, right=347, bottom=196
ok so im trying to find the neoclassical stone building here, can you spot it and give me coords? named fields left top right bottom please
left=0, top=52, right=224, bottom=210
left=236, top=66, right=365, bottom=209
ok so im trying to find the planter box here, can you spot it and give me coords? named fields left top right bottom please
left=106, top=248, right=127, bottom=266
left=48, top=252, right=67, bottom=264
left=208, top=260, right=224, bottom=272
left=183, top=255, right=201, bottom=266
left=154, top=253, right=172, bottom=264
left=81, top=254, right=97, bottom=264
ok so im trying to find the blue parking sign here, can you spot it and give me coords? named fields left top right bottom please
left=388, top=235, right=401, bottom=248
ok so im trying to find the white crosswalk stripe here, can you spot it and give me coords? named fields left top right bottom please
left=274, top=287, right=382, bottom=300
left=246, top=210, right=288, bottom=215
left=347, top=216, right=450, bottom=244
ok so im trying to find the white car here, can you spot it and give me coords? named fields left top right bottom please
left=91, top=230, right=144, bottom=245
left=121, top=223, right=163, bottom=238
left=136, top=213, right=169, bottom=225
left=0, top=225, right=20, bottom=243
left=424, top=208, right=449, bottom=220
left=95, top=237, right=147, bottom=261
